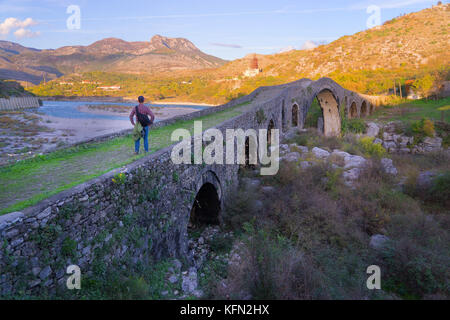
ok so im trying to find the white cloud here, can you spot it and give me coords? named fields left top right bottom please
left=13, top=28, right=40, bottom=39
left=0, top=17, right=39, bottom=39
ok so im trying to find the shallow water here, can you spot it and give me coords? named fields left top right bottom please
left=33, top=100, right=207, bottom=121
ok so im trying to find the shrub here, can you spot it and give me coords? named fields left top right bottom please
left=428, top=171, right=450, bottom=208
left=208, top=234, right=234, bottom=254
left=346, top=119, right=367, bottom=134
left=223, top=187, right=259, bottom=231
left=358, top=136, right=386, bottom=157
left=221, top=225, right=327, bottom=300
left=408, top=118, right=436, bottom=142
left=378, top=210, right=450, bottom=299
left=304, top=98, right=322, bottom=128
left=255, top=109, right=266, bottom=124
left=61, top=237, right=77, bottom=258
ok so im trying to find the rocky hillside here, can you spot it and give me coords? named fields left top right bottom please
left=210, top=3, right=449, bottom=96
left=0, top=35, right=227, bottom=84
left=223, top=4, right=449, bottom=78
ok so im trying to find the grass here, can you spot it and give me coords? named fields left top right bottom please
left=370, top=97, right=450, bottom=124
left=0, top=102, right=248, bottom=215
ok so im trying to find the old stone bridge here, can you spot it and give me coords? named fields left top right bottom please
left=0, top=77, right=377, bottom=295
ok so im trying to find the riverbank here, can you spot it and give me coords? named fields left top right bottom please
left=40, top=96, right=219, bottom=107
left=77, top=104, right=199, bottom=119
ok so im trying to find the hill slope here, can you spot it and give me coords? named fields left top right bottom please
left=217, top=4, right=449, bottom=90
left=0, top=35, right=227, bottom=84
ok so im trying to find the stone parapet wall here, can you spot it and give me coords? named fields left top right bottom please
left=0, top=97, right=40, bottom=111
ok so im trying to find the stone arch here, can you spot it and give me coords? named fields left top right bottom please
left=349, top=102, right=357, bottom=119
left=313, top=89, right=341, bottom=137
left=360, top=101, right=367, bottom=117
left=369, top=103, right=375, bottom=115
left=281, top=100, right=286, bottom=131
left=244, top=135, right=258, bottom=167
left=292, top=104, right=299, bottom=127
left=190, top=170, right=222, bottom=226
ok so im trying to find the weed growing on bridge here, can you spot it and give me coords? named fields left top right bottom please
left=255, top=108, right=266, bottom=124
left=112, top=172, right=127, bottom=184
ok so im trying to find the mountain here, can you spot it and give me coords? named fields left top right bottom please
left=0, top=35, right=227, bottom=84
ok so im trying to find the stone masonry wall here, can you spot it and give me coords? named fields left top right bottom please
left=0, top=97, right=40, bottom=111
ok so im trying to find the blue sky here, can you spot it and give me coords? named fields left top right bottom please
left=0, top=0, right=442, bottom=60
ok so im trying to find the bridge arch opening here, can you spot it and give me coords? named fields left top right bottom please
left=244, top=135, right=258, bottom=168
left=361, top=101, right=367, bottom=117
left=190, top=183, right=220, bottom=227
left=349, top=102, right=357, bottom=119
left=267, top=119, right=275, bottom=149
left=282, top=100, right=286, bottom=131
left=292, top=104, right=299, bottom=127
left=314, top=89, right=341, bottom=137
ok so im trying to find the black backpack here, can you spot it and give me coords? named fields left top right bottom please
left=135, top=106, right=151, bottom=127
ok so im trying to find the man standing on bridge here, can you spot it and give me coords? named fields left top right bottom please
left=130, top=96, right=155, bottom=155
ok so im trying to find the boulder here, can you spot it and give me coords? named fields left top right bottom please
left=331, top=150, right=351, bottom=160
left=182, top=267, right=198, bottom=294
left=300, top=161, right=312, bottom=169
left=344, top=155, right=367, bottom=169
left=381, top=158, right=398, bottom=176
left=312, top=147, right=330, bottom=159
left=294, top=145, right=309, bottom=153
left=369, top=235, right=390, bottom=250
left=383, top=132, right=394, bottom=141
left=382, top=141, right=397, bottom=152
left=366, top=122, right=380, bottom=137
left=398, top=136, right=413, bottom=148
left=342, top=168, right=361, bottom=185
left=416, top=171, right=438, bottom=190
left=423, top=137, right=442, bottom=152
left=283, top=152, right=301, bottom=163
left=373, top=138, right=383, bottom=145
left=279, top=144, right=289, bottom=153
